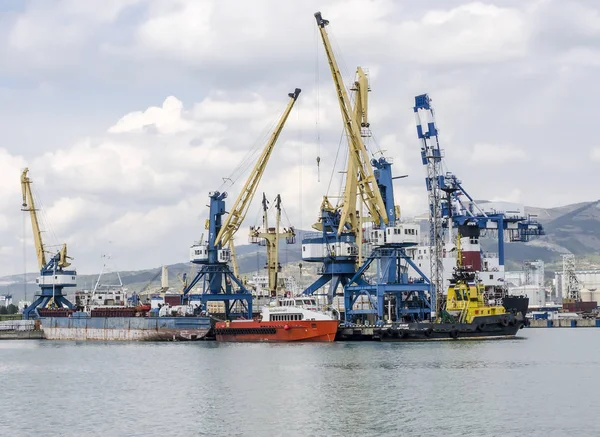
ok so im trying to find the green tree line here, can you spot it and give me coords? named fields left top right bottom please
left=0, top=304, right=19, bottom=315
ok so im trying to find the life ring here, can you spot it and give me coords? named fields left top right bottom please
left=449, top=329, right=459, bottom=339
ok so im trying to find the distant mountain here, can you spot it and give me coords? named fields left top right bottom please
left=3, top=201, right=599, bottom=302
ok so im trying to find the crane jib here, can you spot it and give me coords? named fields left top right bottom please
left=214, top=88, right=301, bottom=248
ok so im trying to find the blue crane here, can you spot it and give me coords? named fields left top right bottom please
left=182, top=88, right=301, bottom=319
left=20, top=168, right=76, bottom=319
left=303, top=12, right=432, bottom=324
left=413, top=93, right=544, bottom=283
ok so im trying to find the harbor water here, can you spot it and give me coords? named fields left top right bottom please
left=2, top=329, right=599, bottom=437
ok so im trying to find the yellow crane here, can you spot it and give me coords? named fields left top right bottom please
left=349, top=67, right=370, bottom=264
left=20, top=168, right=76, bottom=318
left=314, top=12, right=388, bottom=233
left=215, top=88, right=300, bottom=255
left=249, top=194, right=295, bottom=297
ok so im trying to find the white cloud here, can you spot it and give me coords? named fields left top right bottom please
left=392, top=2, right=528, bottom=64
left=490, top=188, right=523, bottom=204
left=0, top=91, right=333, bottom=276
left=1, top=0, right=599, bottom=277
left=109, top=96, right=194, bottom=134
left=5, top=0, right=143, bottom=70
left=125, top=1, right=528, bottom=68
left=469, top=143, right=528, bottom=164
left=0, top=148, right=27, bottom=210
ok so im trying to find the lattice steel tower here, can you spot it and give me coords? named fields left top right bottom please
left=414, top=94, right=444, bottom=315
left=562, top=254, right=580, bottom=301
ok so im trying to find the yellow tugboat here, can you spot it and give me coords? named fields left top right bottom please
left=376, top=234, right=526, bottom=341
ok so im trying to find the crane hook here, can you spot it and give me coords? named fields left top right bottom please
left=316, top=156, right=321, bottom=182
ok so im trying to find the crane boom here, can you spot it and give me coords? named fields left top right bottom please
left=215, top=88, right=301, bottom=247
left=21, top=168, right=46, bottom=269
left=339, top=67, right=370, bottom=235
left=314, top=12, right=388, bottom=228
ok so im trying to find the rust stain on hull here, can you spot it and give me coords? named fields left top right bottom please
left=43, top=327, right=211, bottom=341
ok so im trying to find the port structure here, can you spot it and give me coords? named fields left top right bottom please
left=301, top=12, right=388, bottom=303
left=302, top=12, right=432, bottom=324
left=413, top=94, right=545, bottom=311
left=248, top=193, right=295, bottom=297
left=20, top=168, right=76, bottom=319
left=183, top=88, right=301, bottom=319
left=343, top=158, right=432, bottom=323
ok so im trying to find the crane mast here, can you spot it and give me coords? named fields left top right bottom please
left=249, top=194, right=295, bottom=297
left=216, top=88, right=301, bottom=248
left=351, top=67, right=370, bottom=264
left=338, top=67, right=370, bottom=236
left=314, top=12, right=388, bottom=230
left=414, top=94, right=444, bottom=316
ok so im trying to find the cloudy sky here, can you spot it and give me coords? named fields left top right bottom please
left=0, top=0, right=598, bottom=277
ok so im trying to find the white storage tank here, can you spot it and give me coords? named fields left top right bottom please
left=580, top=288, right=593, bottom=302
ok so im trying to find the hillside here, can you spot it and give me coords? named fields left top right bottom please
left=3, top=201, right=599, bottom=302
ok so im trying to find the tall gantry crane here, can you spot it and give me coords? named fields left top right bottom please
left=20, top=168, right=76, bottom=319
left=183, top=88, right=301, bottom=318
left=249, top=193, right=296, bottom=297
left=414, top=94, right=445, bottom=315
left=301, top=12, right=390, bottom=302
left=302, top=13, right=432, bottom=324
left=414, top=94, right=544, bottom=309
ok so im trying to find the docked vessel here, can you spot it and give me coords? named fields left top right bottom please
left=39, top=308, right=211, bottom=341
left=214, top=297, right=339, bottom=342
left=370, top=269, right=525, bottom=341
left=368, top=235, right=527, bottom=341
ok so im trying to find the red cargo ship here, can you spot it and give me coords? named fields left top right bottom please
left=214, top=297, right=339, bottom=342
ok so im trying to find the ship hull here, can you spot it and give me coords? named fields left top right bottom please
left=367, top=314, right=525, bottom=342
left=214, top=320, right=339, bottom=342
left=502, top=296, right=529, bottom=319
left=41, top=316, right=211, bottom=341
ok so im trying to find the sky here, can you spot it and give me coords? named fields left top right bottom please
left=0, top=0, right=599, bottom=277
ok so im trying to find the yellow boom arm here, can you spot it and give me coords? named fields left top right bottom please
left=215, top=88, right=301, bottom=247
left=21, top=168, right=46, bottom=269
left=314, top=12, right=388, bottom=230
left=339, top=67, right=370, bottom=235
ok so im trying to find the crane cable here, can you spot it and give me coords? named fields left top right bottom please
left=216, top=109, right=280, bottom=193
left=314, top=23, right=321, bottom=183
left=22, top=211, right=27, bottom=302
